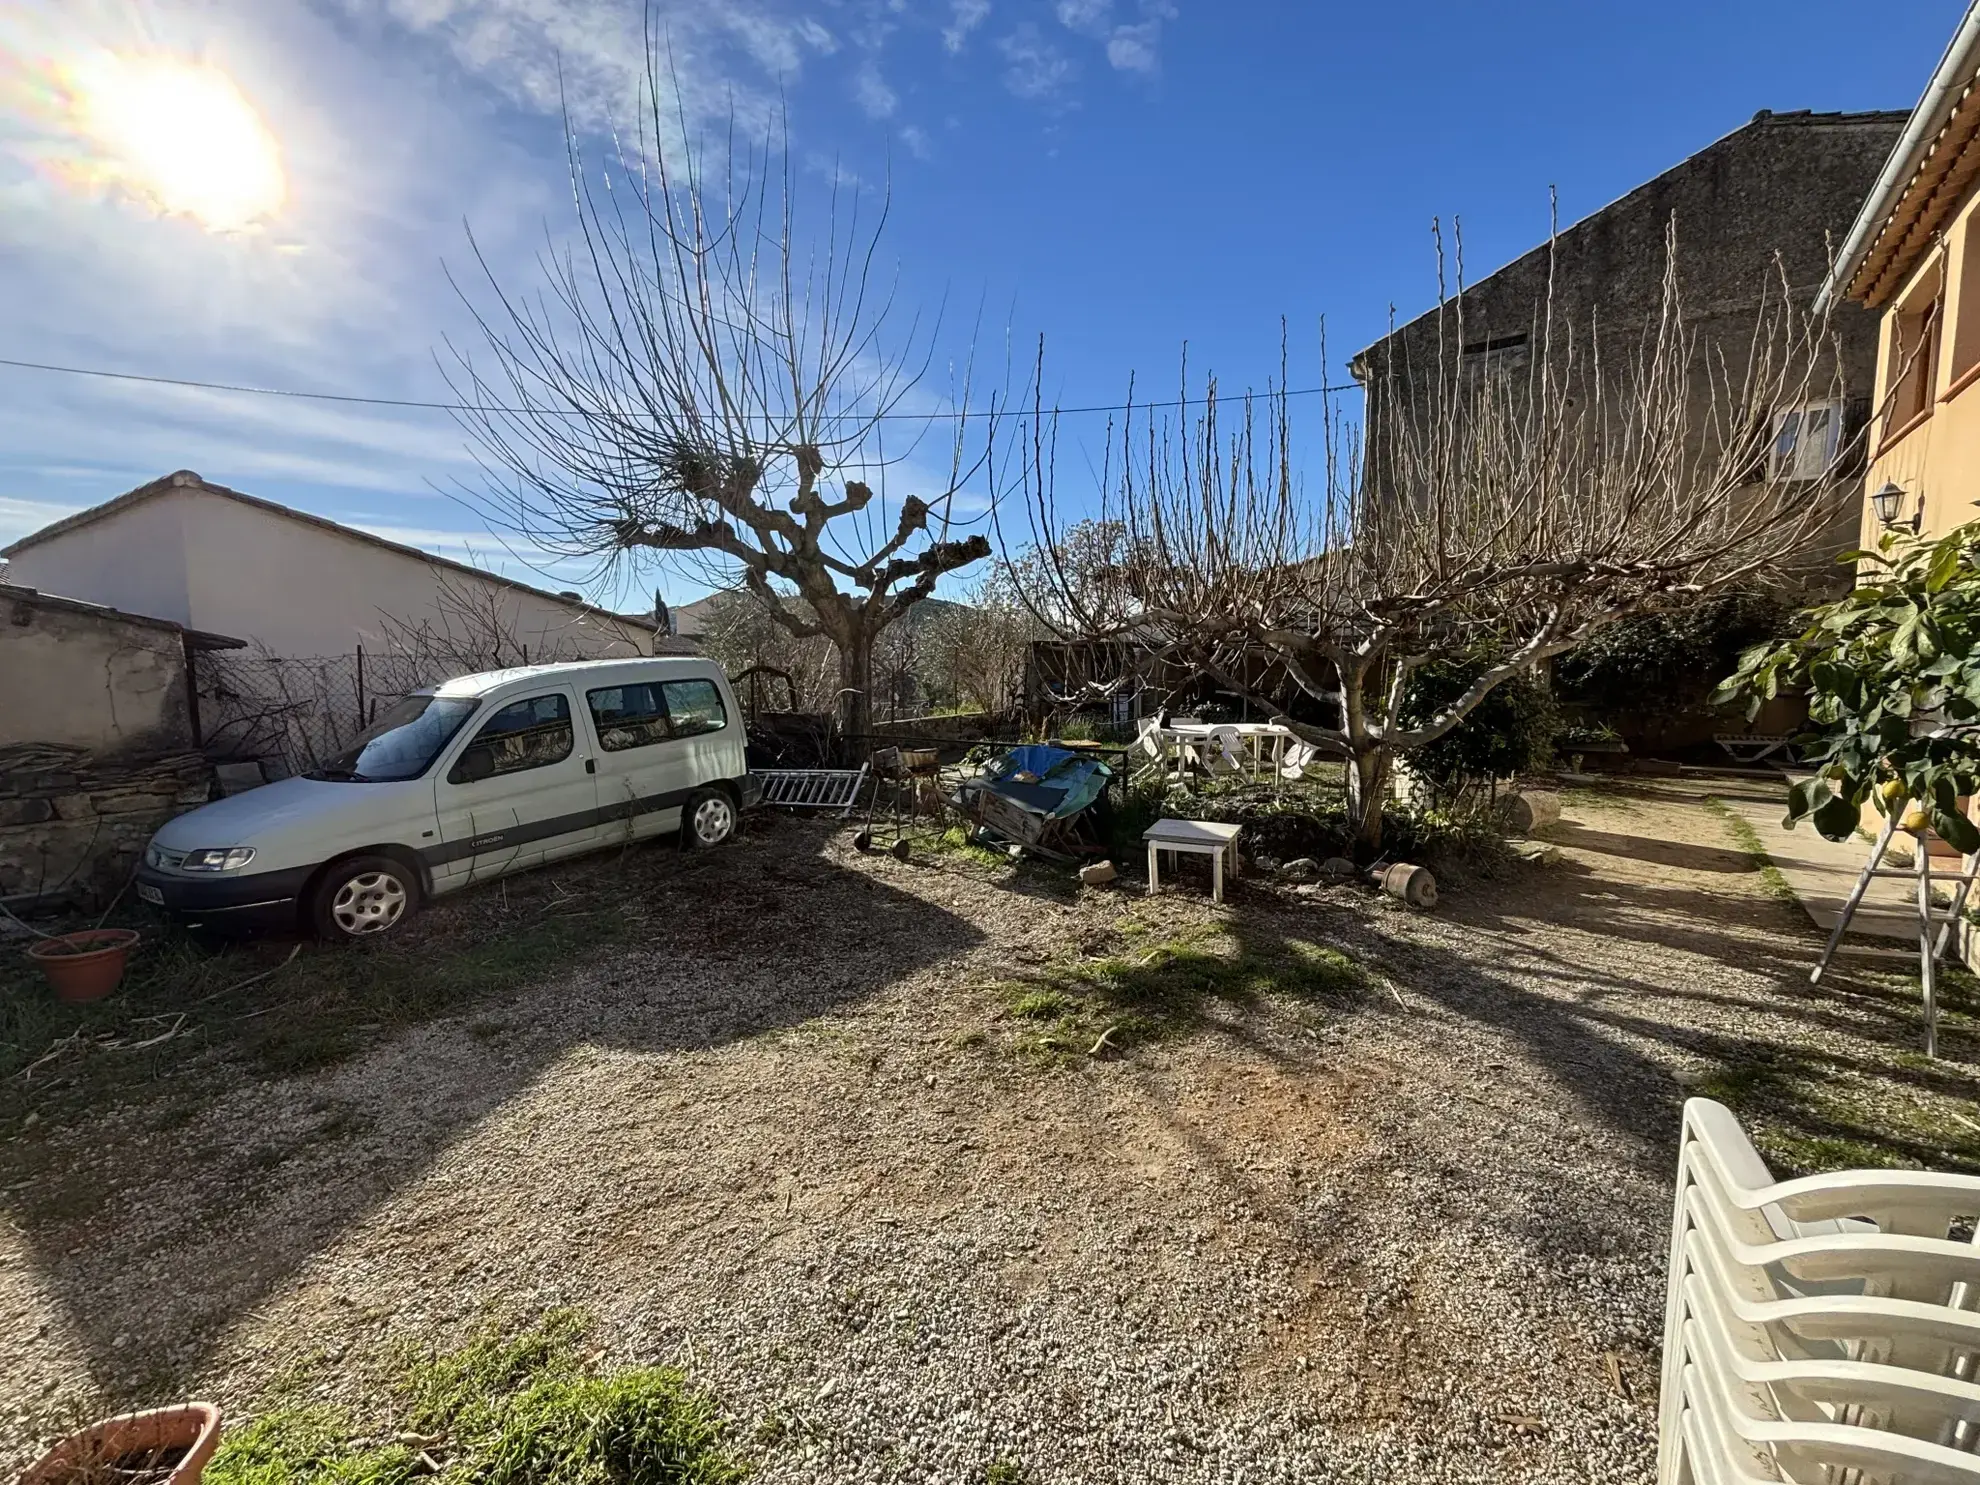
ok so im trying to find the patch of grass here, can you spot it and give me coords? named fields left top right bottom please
left=922, top=824, right=1018, bottom=871
left=985, top=1459, right=1033, bottom=1485
left=1558, top=783, right=1641, bottom=815
left=209, top=1407, right=420, bottom=1485
left=991, top=922, right=1369, bottom=1066
left=1702, top=796, right=1799, bottom=909
left=206, top=1312, right=743, bottom=1485
left=1693, top=1042, right=1980, bottom=1179
left=1009, top=988, right=1075, bottom=1021
left=0, top=854, right=654, bottom=1121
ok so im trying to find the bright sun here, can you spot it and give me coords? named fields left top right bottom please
left=69, top=54, right=285, bottom=232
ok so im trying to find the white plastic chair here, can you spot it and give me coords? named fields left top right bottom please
left=1279, top=740, right=1319, bottom=781
left=1682, top=1252, right=1980, bottom=1444
left=1202, top=726, right=1244, bottom=778
left=1661, top=1099, right=1980, bottom=1484
left=1677, top=1350, right=1980, bottom=1484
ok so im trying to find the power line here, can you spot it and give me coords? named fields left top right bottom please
left=0, top=353, right=1362, bottom=422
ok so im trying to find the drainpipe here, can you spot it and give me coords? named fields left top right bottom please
left=1822, top=2, right=1980, bottom=309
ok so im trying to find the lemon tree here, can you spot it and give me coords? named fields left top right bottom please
left=1714, top=523, right=1980, bottom=851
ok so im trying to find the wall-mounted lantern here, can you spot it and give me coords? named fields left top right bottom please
left=1870, top=481, right=1921, bottom=533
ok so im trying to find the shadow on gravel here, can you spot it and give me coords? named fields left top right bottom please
left=0, top=814, right=983, bottom=1402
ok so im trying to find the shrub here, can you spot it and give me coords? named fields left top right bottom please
left=1556, top=592, right=1794, bottom=725
left=1398, top=656, right=1557, bottom=789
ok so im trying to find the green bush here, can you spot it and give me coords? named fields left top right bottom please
left=1398, top=656, right=1557, bottom=788
left=1556, top=592, right=1794, bottom=724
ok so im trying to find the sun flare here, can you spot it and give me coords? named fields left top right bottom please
left=67, top=53, right=285, bottom=232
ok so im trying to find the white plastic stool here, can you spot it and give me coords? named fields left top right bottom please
left=1143, top=818, right=1242, bottom=903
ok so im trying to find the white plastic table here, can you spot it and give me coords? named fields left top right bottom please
left=1143, top=818, right=1243, bottom=903
left=1162, top=722, right=1298, bottom=777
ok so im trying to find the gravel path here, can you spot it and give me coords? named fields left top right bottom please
left=0, top=778, right=1901, bottom=1481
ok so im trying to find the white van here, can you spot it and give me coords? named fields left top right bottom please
left=137, top=657, right=758, bottom=941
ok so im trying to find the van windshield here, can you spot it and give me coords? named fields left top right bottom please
left=307, top=695, right=480, bottom=782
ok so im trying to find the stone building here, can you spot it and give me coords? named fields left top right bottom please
left=0, top=584, right=242, bottom=908
left=1350, top=108, right=1908, bottom=596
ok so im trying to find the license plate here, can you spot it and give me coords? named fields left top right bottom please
left=137, top=883, right=164, bottom=906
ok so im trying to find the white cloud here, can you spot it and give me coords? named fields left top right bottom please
left=1106, top=0, right=1176, bottom=73
left=899, top=124, right=932, bottom=160
left=853, top=61, right=898, bottom=119
left=1054, top=0, right=1112, bottom=35
left=329, top=0, right=816, bottom=145
left=1105, top=20, right=1160, bottom=72
left=941, top=0, right=991, bottom=55
left=997, top=23, right=1072, bottom=102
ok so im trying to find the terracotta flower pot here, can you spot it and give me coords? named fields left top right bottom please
left=21, top=1403, right=222, bottom=1485
left=27, top=928, right=141, bottom=1004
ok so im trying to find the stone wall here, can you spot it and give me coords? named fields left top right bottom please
left=0, top=743, right=213, bottom=908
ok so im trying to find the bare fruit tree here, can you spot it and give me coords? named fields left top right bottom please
left=446, top=28, right=996, bottom=739
left=1017, top=228, right=1854, bottom=852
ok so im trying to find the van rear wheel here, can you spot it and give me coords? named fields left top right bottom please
left=310, top=855, right=419, bottom=941
left=683, top=789, right=737, bottom=850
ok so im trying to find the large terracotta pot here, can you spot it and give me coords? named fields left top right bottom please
left=21, top=1403, right=221, bottom=1485
left=26, top=928, right=141, bottom=1004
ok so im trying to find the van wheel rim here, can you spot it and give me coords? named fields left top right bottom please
left=332, top=871, right=408, bottom=934
left=693, top=797, right=734, bottom=843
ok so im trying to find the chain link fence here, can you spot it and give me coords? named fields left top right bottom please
left=198, top=641, right=593, bottom=777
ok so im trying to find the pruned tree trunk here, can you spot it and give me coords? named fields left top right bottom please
left=1346, top=747, right=1391, bottom=856
left=837, top=631, right=874, bottom=743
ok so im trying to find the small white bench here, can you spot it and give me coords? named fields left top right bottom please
left=1143, top=818, right=1243, bottom=903
left=1713, top=732, right=1797, bottom=765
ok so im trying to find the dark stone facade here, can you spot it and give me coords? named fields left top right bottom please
left=1350, top=108, right=1907, bottom=595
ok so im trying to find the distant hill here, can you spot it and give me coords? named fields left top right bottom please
left=669, top=589, right=971, bottom=643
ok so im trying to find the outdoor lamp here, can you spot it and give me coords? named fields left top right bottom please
left=1871, top=481, right=1920, bottom=532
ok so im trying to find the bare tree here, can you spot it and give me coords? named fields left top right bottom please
left=697, top=590, right=840, bottom=712
left=1017, top=227, right=1854, bottom=852
left=446, top=21, right=997, bottom=739
left=919, top=571, right=1035, bottom=715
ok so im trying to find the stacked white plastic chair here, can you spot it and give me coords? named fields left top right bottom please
left=1661, top=1098, right=1980, bottom=1483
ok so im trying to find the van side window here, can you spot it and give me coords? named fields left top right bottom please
left=449, top=693, right=574, bottom=783
left=662, top=678, right=727, bottom=737
left=586, top=684, right=671, bottom=753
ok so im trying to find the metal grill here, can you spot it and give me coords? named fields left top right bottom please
left=754, top=764, right=870, bottom=815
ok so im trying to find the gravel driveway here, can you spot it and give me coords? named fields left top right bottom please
left=3, top=778, right=1957, bottom=1483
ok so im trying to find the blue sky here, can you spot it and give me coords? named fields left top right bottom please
left=0, top=0, right=1967, bottom=612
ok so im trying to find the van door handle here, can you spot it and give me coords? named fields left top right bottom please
left=585, top=758, right=596, bottom=774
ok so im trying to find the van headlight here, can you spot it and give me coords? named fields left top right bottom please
left=180, top=847, right=257, bottom=872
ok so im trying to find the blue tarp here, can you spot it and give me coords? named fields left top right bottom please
left=969, top=744, right=1111, bottom=819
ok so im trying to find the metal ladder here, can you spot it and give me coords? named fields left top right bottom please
left=753, top=764, right=870, bottom=816
left=1810, top=810, right=1980, bottom=1058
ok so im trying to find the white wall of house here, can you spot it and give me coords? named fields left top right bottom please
left=10, top=487, right=194, bottom=630
left=7, top=482, right=654, bottom=661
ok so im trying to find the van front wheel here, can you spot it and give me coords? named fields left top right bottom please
left=311, top=855, right=419, bottom=941
left=683, top=789, right=737, bottom=850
